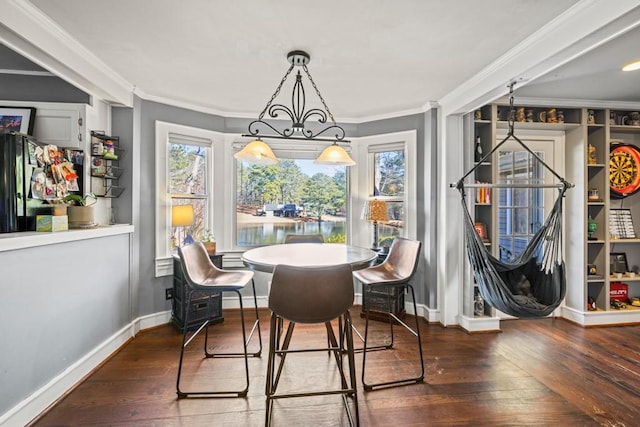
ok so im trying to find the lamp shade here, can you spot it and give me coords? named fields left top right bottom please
left=314, top=143, right=356, bottom=166
left=234, top=139, right=279, bottom=165
left=363, top=199, right=388, bottom=222
left=171, top=204, right=194, bottom=227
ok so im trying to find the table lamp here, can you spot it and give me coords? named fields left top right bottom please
left=172, top=204, right=194, bottom=247
left=363, top=199, right=388, bottom=250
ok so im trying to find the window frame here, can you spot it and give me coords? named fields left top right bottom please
left=154, top=121, right=221, bottom=276
left=352, top=130, right=417, bottom=249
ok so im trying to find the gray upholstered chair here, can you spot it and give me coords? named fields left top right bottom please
left=265, top=263, right=359, bottom=426
left=283, top=233, right=324, bottom=244
left=352, top=237, right=424, bottom=391
left=176, top=242, right=262, bottom=398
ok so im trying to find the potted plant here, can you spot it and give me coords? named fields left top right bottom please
left=62, top=193, right=97, bottom=228
left=201, top=228, right=216, bottom=254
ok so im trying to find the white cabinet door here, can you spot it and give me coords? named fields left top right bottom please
left=33, top=107, right=83, bottom=148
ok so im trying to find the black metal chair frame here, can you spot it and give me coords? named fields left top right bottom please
left=360, top=281, right=424, bottom=390
left=265, top=264, right=359, bottom=427
left=176, top=244, right=262, bottom=398
left=353, top=238, right=425, bottom=391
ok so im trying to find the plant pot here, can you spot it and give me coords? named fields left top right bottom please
left=203, top=241, right=217, bottom=255
left=67, top=205, right=96, bottom=229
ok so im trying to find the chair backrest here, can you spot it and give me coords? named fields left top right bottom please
left=283, top=234, right=324, bottom=244
left=382, top=237, right=422, bottom=282
left=269, top=263, right=354, bottom=324
left=178, top=242, right=221, bottom=287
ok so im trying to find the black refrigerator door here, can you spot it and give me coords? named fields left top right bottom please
left=0, top=133, right=19, bottom=232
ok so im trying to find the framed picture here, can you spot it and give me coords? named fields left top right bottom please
left=0, top=106, right=36, bottom=135
left=474, top=222, right=489, bottom=242
left=610, top=252, right=629, bottom=274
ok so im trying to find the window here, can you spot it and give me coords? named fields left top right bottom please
left=235, top=144, right=348, bottom=246
left=155, top=121, right=220, bottom=276
left=354, top=130, right=416, bottom=250
left=372, top=149, right=405, bottom=248
left=169, top=142, right=208, bottom=249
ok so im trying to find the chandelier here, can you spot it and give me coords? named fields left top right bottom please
left=235, top=50, right=355, bottom=166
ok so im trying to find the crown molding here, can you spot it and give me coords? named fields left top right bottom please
left=0, top=0, right=133, bottom=106
left=137, top=86, right=432, bottom=124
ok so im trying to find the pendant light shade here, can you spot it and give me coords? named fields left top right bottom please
left=315, top=143, right=356, bottom=166
left=234, top=139, right=279, bottom=165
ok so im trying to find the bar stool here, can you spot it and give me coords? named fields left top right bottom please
left=352, top=237, right=424, bottom=391
left=265, top=263, right=359, bottom=426
left=176, top=242, right=262, bottom=398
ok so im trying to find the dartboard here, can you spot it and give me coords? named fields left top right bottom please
left=610, top=144, right=640, bottom=198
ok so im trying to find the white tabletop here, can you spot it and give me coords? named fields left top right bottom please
left=242, top=243, right=377, bottom=273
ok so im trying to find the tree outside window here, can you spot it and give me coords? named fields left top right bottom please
left=373, top=149, right=405, bottom=249
left=169, top=143, right=208, bottom=249
left=236, top=159, right=347, bottom=246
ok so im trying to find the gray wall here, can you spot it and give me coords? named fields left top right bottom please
left=0, top=45, right=90, bottom=104
left=355, top=112, right=437, bottom=307
left=132, top=99, right=436, bottom=317
left=0, top=234, right=132, bottom=417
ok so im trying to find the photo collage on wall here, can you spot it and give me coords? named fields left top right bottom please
left=29, top=144, right=83, bottom=200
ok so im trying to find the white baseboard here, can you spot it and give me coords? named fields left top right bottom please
left=0, top=311, right=171, bottom=427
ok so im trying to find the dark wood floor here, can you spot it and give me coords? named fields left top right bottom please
left=30, top=308, right=639, bottom=426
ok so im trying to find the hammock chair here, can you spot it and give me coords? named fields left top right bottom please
left=454, top=84, right=573, bottom=318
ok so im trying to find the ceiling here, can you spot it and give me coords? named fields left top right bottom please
left=3, top=0, right=640, bottom=120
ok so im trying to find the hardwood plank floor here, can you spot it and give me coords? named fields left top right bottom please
left=29, top=308, right=639, bottom=426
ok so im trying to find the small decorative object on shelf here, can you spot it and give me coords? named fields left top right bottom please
left=474, top=222, right=489, bottom=243
left=609, top=209, right=636, bottom=239
left=526, top=109, right=533, bottom=122
left=588, top=188, right=600, bottom=201
left=587, top=110, right=595, bottom=124
left=587, top=264, right=598, bottom=275
left=474, top=109, right=482, bottom=120
left=588, top=143, right=597, bottom=164
left=587, top=215, right=597, bottom=240
left=474, top=135, right=483, bottom=162
left=201, top=228, right=216, bottom=254
left=557, top=110, right=565, bottom=124
left=587, top=296, right=597, bottom=311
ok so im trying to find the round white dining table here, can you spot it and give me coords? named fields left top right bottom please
left=242, top=243, right=377, bottom=273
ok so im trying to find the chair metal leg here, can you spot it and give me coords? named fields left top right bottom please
left=265, top=311, right=359, bottom=427
left=176, top=284, right=263, bottom=399
left=362, top=283, right=424, bottom=391
left=352, top=284, right=394, bottom=352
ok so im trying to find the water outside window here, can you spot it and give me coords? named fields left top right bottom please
left=236, top=159, right=347, bottom=246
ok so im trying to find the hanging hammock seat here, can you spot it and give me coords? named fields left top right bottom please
left=459, top=186, right=568, bottom=317
left=454, top=93, right=573, bottom=318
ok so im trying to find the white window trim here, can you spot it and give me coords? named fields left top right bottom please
left=154, top=121, right=222, bottom=277
left=351, top=130, right=417, bottom=249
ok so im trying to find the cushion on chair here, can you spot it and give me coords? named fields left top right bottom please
left=179, top=242, right=253, bottom=291
left=353, top=237, right=421, bottom=286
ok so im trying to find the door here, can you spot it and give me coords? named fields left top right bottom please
left=494, top=131, right=564, bottom=318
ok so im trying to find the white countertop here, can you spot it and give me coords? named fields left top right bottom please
left=0, top=224, right=134, bottom=252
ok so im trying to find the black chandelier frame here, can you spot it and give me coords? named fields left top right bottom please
left=243, top=50, right=350, bottom=143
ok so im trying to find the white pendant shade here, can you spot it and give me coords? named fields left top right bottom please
left=314, top=143, right=356, bottom=166
left=234, top=139, right=279, bottom=165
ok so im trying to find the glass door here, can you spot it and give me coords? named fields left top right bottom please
left=496, top=138, right=557, bottom=263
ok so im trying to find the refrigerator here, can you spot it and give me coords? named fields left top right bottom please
left=0, top=132, right=46, bottom=232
